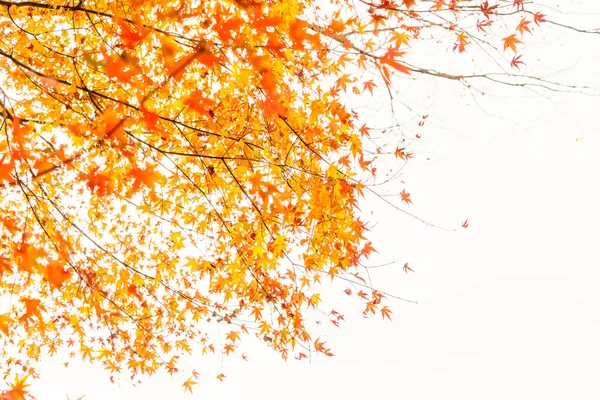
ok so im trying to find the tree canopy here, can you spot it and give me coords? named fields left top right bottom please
left=0, top=0, right=589, bottom=398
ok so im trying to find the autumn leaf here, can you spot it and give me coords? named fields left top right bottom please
left=44, top=261, right=71, bottom=290
left=380, top=306, right=392, bottom=321
left=226, top=331, right=241, bottom=344
left=403, top=263, right=414, bottom=274
left=510, top=55, right=526, bottom=70
left=4, top=376, right=30, bottom=400
left=480, top=1, right=498, bottom=20
left=127, top=166, right=167, bottom=197
left=182, top=377, right=197, bottom=394
left=453, top=33, right=469, bottom=53
left=516, top=18, right=532, bottom=36
left=216, top=374, right=226, bottom=382
left=0, top=313, right=12, bottom=336
left=533, top=12, right=547, bottom=26
left=101, top=50, right=141, bottom=84
left=503, top=34, right=522, bottom=53
left=116, top=18, right=144, bottom=49
left=400, top=189, right=412, bottom=205
left=379, top=50, right=410, bottom=75
left=394, top=147, right=412, bottom=161
left=462, top=218, right=469, bottom=228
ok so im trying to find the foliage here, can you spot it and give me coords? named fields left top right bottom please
left=0, top=0, right=574, bottom=397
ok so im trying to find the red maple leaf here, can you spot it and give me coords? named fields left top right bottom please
left=510, top=55, right=526, bottom=70
left=533, top=12, right=547, bottom=26
left=402, top=263, right=414, bottom=274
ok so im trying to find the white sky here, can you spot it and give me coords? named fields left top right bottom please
left=24, top=1, right=600, bottom=399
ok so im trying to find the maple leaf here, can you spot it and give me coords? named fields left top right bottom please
left=533, top=12, right=547, bottom=26
left=394, top=147, right=412, bottom=161
left=379, top=53, right=411, bottom=75
left=101, top=50, right=141, bottom=84
left=513, top=0, right=524, bottom=11
left=44, top=260, right=71, bottom=290
left=214, top=11, right=243, bottom=44
left=370, top=13, right=387, bottom=32
left=480, top=1, right=498, bottom=20
left=182, top=377, right=197, bottom=394
left=0, top=158, right=13, bottom=182
left=5, top=376, right=30, bottom=400
left=516, top=18, right=532, bottom=36
left=0, top=313, right=12, bottom=336
left=403, top=263, right=414, bottom=274
left=503, top=34, right=522, bottom=52
left=510, top=55, right=526, bottom=70
left=127, top=166, right=167, bottom=197
left=392, top=32, right=410, bottom=47
left=216, top=373, right=226, bottom=382
left=116, top=18, right=144, bottom=49
left=360, top=241, right=377, bottom=258
left=453, top=33, right=469, bottom=53
left=140, top=107, right=159, bottom=130
left=400, top=189, right=412, bottom=205
left=476, top=19, right=493, bottom=33
left=226, top=330, right=241, bottom=344
left=380, top=306, right=392, bottom=321
left=197, top=52, right=221, bottom=68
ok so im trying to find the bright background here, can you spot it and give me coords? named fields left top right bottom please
left=29, top=1, right=600, bottom=399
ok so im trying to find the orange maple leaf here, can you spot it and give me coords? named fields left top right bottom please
left=127, top=166, right=166, bottom=196
left=0, top=154, right=13, bottom=183
left=380, top=306, right=392, bottom=321
left=44, top=260, right=71, bottom=290
left=0, top=313, right=12, bottom=336
left=116, top=18, right=144, bottom=49
left=453, top=32, right=469, bottom=53
left=20, top=297, right=45, bottom=324
left=516, top=18, right=532, bottom=36
left=216, top=373, right=226, bottom=381
left=400, top=189, right=412, bottom=205
left=503, top=34, right=522, bottom=52
left=4, top=376, right=30, bottom=400
left=379, top=53, right=411, bottom=75
left=182, top=377, right=197, bottom=394
left=101, top=50, right=141, bottom=84
left=214, top=10, right=243, bottom=44
left=226, top=330, right=241, bottom=344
